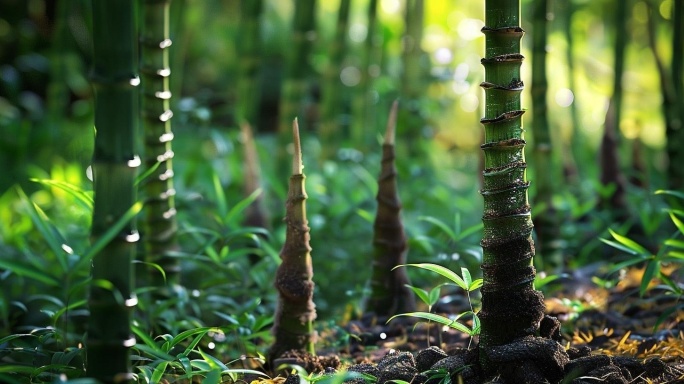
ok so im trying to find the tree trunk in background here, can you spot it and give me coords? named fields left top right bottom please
left=561, top=0, right=580, bottom=181
left=530, top=0, right=562, bottom=271
left=478, top=0, right=545, bottom=373
left=278, top=0, right=316, bottom=134
left=399, top=0, right=426, bottom=154
left=140, top=0, right=180, bottom=292
left=236, top=0, right=263, bottom=128
left=351, top=0, right=380, bottom=147
left=645, top=1, right=674, bottom=190
left=669, top=0, right=684, bottom=191
left=599, top=0, right=629, bottom=212
left=320, top=0, right=351, bottom=157
left=87, top=1, right=139, bottom=382
left=269, top=119, right=317, bottom=362
left=366, top=101, right=416, bottom=316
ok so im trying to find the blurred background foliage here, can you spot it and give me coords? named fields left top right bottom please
left=0, top=0, right=679, bottom=323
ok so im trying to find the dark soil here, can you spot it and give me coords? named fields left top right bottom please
left=262, top=268, right=684, bottom=383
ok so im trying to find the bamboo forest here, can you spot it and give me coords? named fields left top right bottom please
left=2, top=0, right=684, bottom=383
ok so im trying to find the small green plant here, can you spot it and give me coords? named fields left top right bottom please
left=387, top=263, right=482, bottom=348
left=131, top=325, right=269, bottom=383
left=601, top=189, right=684, bottom=329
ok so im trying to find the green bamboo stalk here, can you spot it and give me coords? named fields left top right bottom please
left=669, top=0, right=684, bottom=190
left=399, top=0, right=426, bottom=152
left=236, top=0, right=263, bottom=126
left=645, top=1, right=676, bottom=189
left=366, top=100, right=416, bottom=316
left=478, top=0, right=545, bottom=372
left=351, top=0, right=379, bottom=146
left=320, top=0, right=351, bottom=154
left=278, top=0, right=316, bottom=135
left=87, top=1, right=139, bottom=382
left=599, top=0, right=629, bottom=211
left=529, top=0, right=561, bottom=270
left=269, top=118, right=317, bottom=361
left=140, top=0, right=180, bottom=290
left=561, top=0, right=580, bottom=181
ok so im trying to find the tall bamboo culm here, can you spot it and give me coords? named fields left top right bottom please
left=87, top=1, right=139, bottom=382
left=478, top=0, right=545, bottom=371
left=140, top=0, right=180, bottom=290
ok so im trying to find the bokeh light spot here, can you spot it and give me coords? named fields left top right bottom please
left=555, top=88, right=574, bottom=108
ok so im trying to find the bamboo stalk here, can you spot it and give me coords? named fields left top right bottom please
left=278, top=0, right=316, bottom=135
left=478, top=0, right=545, bottom=371
left=320, top=0, right=351, bottom=153
left=140, top=0, right=180, bottom=290
left=236, top=0, right=263, bottom=126
left=269, top=118, right=317, bottom=361
left=530, top=0, right=561, bottom=270
left=87, top=1, right=139, bottom=382
left=399, top=0, right=426, bottom=152
left=599, top=0, right=629, bottom=211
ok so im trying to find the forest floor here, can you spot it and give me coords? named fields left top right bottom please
left=256, top=265, right=684, bottom=384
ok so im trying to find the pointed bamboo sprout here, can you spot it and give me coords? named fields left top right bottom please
left=240, top=121, right=270, bottom=264
left=269, top=118, right=316, bottom=361
left=367, top=100, right=416, bottom=316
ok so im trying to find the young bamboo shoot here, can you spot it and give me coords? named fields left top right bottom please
left=366, top=100, right=416, bottom=316
left=269, top=118, right=317, bottom=361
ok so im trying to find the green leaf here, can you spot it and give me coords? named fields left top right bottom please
left=607, top=257, right=647, bottom=274
left=667, top=250, right=684, bottom=260
left=461, top=267, right=472, bottom=289
left=664, top=239, right=684, bottom=249
left=133, top=260, right=166, bottom=284
left=468, top=278, right=483, bottom=291
left=135, top=161, right=161, bottom=186
left=455, top=222, right=484, bottom=241
left=0, top=259, right=60, bottom=286
left=51, top=299, right=87, bottom=326
left=151, top=361, right=169, bottom=384
left=405, top=285, right=431, bottom=306
left=600, top=238, right=642, bottom=257
left=202, top=369, right=221, bottom=384
left=224, top=188, right=262, bottom=225
left=653, top=304, right=684, bottom=331
left=394, top=263, right=466, bottom=290
left=212, top=173, right=228, bottom=218
left=74, top=201, right=143, bottom=272
left=17, top=187, right=69, bottom=273
left=197, top=348, right=228, bottom=371
left=669, top=212, right=684, bottom=235
left=427, top=286, right=441, bottom=307
left=387, top=312, right=471, bottom=335
left=607, top=229, right=650, bottom=256
left=0, top=365, right=38, bottom=373
left=0, top=333, right=34, bottom=344
left=659, top=272, right=683, bottom=295
left=30, top=178, right=93, bottom=210
left=640, top=260, right=659, bottom=297
left=655, top=189, right=684, bottom=200
left=419, top=216, right=456, bottom=240
left=471, top=314, right=481, bottom=335
left=534, top=274, right=561, bottom=290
